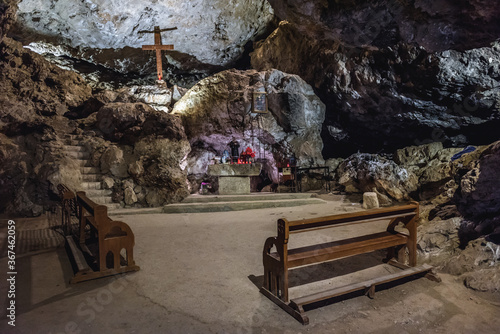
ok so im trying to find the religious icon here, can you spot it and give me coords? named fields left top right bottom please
left=252, top=91, right=268, bottom=113
left=140, top=26, right=177, bottom=81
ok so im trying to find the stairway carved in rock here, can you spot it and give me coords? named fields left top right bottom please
left=62, top=135, right=121, bottom=210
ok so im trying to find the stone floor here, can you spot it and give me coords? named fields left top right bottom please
left=1, top=194, right=499, bottom=333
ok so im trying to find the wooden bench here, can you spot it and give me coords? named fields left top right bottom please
left=261, top=202, right=440, bottom=324
left=57, top=184, right=77, bottom=235
left=58, top=186, right=140, bottom=283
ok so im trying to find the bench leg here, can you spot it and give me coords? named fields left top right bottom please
left=384, top=246, right=396, bottom=263
left=261, top=288, right=309, bottom=325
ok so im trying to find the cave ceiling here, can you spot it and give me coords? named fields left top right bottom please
left=10, top=0, right=275, bottom=82
left=267, top=0, right=500, bottom=52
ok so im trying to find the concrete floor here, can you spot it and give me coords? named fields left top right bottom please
left=1, top=195, right=500, bottom=333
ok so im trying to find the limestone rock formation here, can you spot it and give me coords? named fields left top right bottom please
left=336, top=153, right=417, bottom=204
left=172, top=69, right=325, bottom=188
left=0, top=37, right=92, bottom=135
left=0, top=32, right=191, bottom=214
left=266, top=0, right=500, bottom=52
left=463, top=268, right=500, bottom=292
left=251, top=21, right=500, bottom=157
left=96, top=100, right=186, bottom=144
left=443, top=141, right=500, bottom=248
left=418, top=217, right=461, bottom=257
left=0, top=0, right=15, bottom=42
left=0, top=31, right=94, bottom=216
left=394, top=142, right=463, bottom=200
left=13, top=0, right=274, bottom=76
left=455, top=141, right=500, bottom=219
left=81, top=94, right=191, bottom=207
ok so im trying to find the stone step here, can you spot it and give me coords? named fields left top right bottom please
left=88, top=196, right=116, bottom=205
left=75, top=159, right=91, bottom=167
left=63, top=145, right=86, bottom=152
left=65, top=134, right=84, bottom=140
left=182, top=192, right=314, bottom=203
left=106, top=203, right=124, bottom=211
left=81, top=167, right=100, bottom=174
left=80, top=189, right=112, bottom=197
left=81, top=181, right=102, bottom=190
left=82, top=174, right=101, bottom=182
left=64, top=151, right=90, bottom=159
left=162, top=198, right=327, bottom=214
left=109, top=207, right=163, bottom=216
left=67, top=140, right=84, bottom=146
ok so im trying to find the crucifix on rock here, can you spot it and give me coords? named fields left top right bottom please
left=140, top=26, right=177, bottom=81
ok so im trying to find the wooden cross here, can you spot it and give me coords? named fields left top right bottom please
left=140, top=26, right=177, bottom=81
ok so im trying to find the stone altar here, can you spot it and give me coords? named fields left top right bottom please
left=208, top=163, right=262, bottom=195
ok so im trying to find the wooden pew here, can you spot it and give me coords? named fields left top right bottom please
left=57, top=184, right=77, bottom=235
left=59, top=186, right=140, bottom=283
left=261, top=202, right=440, bottom=325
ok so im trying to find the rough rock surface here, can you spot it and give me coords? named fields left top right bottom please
left=0, top=37, right=92, bottom=135
left=0, top=31, right=94, bottom=216
left=14, top=0, right=274, bottom=73
left=172, top=69, right=325, bottom=187
left=0, top=31, right=191, bottom=213
left=394, top=142, right=462, bottom=200
left=454, top=141, right=500, bottom=219
left=336, top=153, right=417, bottom=204
left=251, top=21, right=500, bottom=157
left=443, top=141, right=500, bottom=247
left=418, top=217, right=461, bottom=258
left=96, top=101, right=186, bottom=144
left=0, top=0, right=15, bottom=42
left=81, top=95, right=191, bottom=207
left=362, top=192, right=379, bottom=209
left=267, top=0, right=500, bottom=52
left=463, top=268, right=500, bottom=292
left=417, top=214, right=500, bottom=293
left=0, top=125, right=88, bottom=216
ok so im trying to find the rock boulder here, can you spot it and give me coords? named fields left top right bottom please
left=336, top=153, right=418, bottom=203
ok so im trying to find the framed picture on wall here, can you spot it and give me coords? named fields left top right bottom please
left=252, top=91, right=268, bottom=113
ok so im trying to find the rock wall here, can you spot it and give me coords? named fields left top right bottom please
left=0, top=27, right=192, bottom=214
left=0, top=34, right=93, bottom=216
left=252, top=19, right=500, bottom=158
left=0, top=0, right=16, bottom=42
left=172, top=69, right=325, bottom=188
left=83, top=95, right=191, bottom=207
left=0, top=37, right=92, bottom=135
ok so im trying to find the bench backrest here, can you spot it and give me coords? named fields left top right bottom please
left=277, top=202, right=419, bottom=244
left=76, top=191, right=108, bottom=225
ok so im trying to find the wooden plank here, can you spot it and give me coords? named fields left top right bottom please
left=290, top=264, right=434, bottom=307
left=289, top=212, right=415, bottom=234
left=284, top=232, right=408, bottom=268
left=142, top=44, right=174, bottom=50
left=70, top=265, right=140, bottom=284
left=287, top=203, right=417, bottom=229
left=66, top=235, right=92, bottom=274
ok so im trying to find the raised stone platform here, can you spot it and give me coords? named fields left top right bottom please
left=162, top=193, right=327, bottom=213
left=207, top=163, right=261, bottom=195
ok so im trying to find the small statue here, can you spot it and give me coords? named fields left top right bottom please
left=221, top=150, right=230, bottom=164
